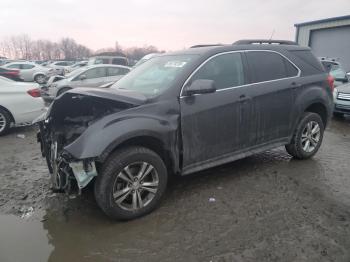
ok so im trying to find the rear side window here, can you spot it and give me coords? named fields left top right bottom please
left=191, top=52, right=245, bottom=90
left=112, top=58, right=128, bottom=66
left=289, top=50, right=325, bottom=75
left=246, top=51, right=298, bottom=83
left=7, top=64, right=21, bottom=69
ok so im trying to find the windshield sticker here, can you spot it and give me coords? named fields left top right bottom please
left=164, top=61, right=187, bottom=68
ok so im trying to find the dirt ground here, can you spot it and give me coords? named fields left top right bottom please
left=0, top=116, right=350, bottom=262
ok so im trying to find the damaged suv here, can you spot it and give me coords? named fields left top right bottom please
left=37, top=40, right=333, bottom=220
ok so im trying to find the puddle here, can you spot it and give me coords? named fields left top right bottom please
left=0, top=213, right=54, bottom=262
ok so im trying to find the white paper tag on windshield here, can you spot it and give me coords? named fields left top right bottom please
left=164, top=61, right=187, bottom=68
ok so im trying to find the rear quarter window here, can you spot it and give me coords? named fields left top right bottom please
left=289, top=50, right=325, bottom=75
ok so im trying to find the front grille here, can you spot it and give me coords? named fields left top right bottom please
left=337, top=92, right=350, bottom=101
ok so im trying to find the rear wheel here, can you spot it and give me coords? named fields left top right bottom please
left=0, top=108, right=11, bottom=136
left=285, top=112, right=324, bottom=159
left=94, top=146, right=168, bottom=220
left=34, top=74, right=46, bottom=84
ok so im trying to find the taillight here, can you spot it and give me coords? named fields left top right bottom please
left=5, top=70, right=19, bottom=76
left=327, top=75, right=335, bottom=92
left=27, top=88, right=41, bottom=98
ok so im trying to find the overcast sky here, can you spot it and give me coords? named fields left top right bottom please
left=0, top=0, right=349, bottom=51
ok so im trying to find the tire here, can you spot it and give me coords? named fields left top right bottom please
left=57, top=87, right=71, bottom=97
left=0, top=108, right=12, bottom=136
left=34, top=74, right=46, bottom=84
left=285, top=112, right=324, bottom=159
left=94, top=146, right=168, bottom=220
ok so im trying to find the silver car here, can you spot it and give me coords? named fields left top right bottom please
left=333, top=84, right=350, bottom=117
left=42, top=64, right=130, bottom=99
left=3, top=62, right=53, bottom=84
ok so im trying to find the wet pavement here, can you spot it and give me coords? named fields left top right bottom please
left=0, top=117, right=350, bottom=262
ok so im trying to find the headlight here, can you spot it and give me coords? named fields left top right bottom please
left=333, top=88, right=338, bottom=100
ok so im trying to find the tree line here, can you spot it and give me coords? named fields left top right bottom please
left=0, top=35, right=162, bottom=61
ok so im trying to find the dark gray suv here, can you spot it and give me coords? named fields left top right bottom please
left=37, top=40, right=334, bottom=220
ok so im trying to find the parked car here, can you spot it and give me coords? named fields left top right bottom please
left=0, top=67, right=23, bottom=81
left=3, top=62, right=53, bottom=84
left=320, top=58, right=349, bottom=87
left=0, top=76, right=45, bottom=135
left=47, top=61, right=75, bottom=76
left=88, top=55, right=128, bottom=66
left=41, top=64, right=131, bottom=99
left=332, top=84, right=350, bottom=117
left=65, top=61, right=88, bottom=74
left=37, top=39, right=333, bottom=220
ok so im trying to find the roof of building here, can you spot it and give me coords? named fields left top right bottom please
left=295, top=15, right=350, bottom=27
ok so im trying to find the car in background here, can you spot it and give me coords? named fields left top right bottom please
left=320, top=58, right=349, bottom=87
left=0, top=76, right=45, bottom=135
left=41, top=64, right=131, bottom=99
left=133, top=53, right=160, bottom=68
left=47, top=61, right=75, bottom=75
left=0, top=67, right=23, bottom=81
left=320, top=58, right=350, bottom=117
left=65, top=61, right=88, bottom=74
left=88, top=55, right=128, bottom=66
left=3, top=62, right=53, bottom=84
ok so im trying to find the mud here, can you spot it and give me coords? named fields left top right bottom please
left=0, top=117, right=350, bottom=262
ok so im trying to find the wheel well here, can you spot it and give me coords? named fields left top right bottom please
left=108, top=136, right=174, bottom=174
left=305, top=103, right=328, bottom=126
left=0, top=105, right=15, bottom=124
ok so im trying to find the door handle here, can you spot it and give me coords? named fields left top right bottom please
left=290, top=82, right=302, bottom=89
left=239, top=94, right=251, bottom=102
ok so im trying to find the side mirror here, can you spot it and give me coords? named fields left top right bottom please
left=184, top=79, right=216, bottom=96
left=79, top=74, right=87, bottom=80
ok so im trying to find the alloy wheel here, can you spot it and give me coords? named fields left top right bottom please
left=112, top=162, right=159, bottom=211
left=0, top=112, right=7, bottom=133
left=301, top=121, right=321, bottom=153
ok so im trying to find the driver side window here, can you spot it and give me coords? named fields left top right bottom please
left=191, top=52, right=245, bottom=90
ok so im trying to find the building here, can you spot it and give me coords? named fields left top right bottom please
left=295, top=15, right=350, bottom=71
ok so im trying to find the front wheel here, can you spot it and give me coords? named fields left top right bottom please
left=94, top=146, right=168, bottom=220
left=286, top=112, right=324, bottom=159
left=0, top=108, right=11, bottom=136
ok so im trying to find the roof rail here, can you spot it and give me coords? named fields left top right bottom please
left=233, top=39, right=298, bottom=45
left=190, top=44, right=224, bottom=48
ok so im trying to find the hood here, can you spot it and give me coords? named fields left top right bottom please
left=39, top=87, right=147, bottom=147
left=64, top=87, right=147, bottom=105
left=336, top=83, right=350, bottom=93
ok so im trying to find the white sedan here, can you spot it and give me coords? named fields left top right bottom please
left=3, top=62, right=54, bottom=84
left=0, top=76, right=46, bottom=135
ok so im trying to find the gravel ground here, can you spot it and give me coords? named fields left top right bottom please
left=0, top=117, right=350, bottom=262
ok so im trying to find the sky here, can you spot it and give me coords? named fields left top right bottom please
left=0, top=0, right=349, bottom=51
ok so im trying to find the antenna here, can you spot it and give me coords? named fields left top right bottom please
left=269, top=29, right=275, bottom=40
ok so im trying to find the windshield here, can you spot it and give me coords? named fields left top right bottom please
left=330, top=64, right=346, bottom=79
left=111, top=54, right=197, bottom=96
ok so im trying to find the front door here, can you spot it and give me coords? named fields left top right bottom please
left=180, top=52, right=251, bottom=172
left=73, top=67, right=107, bottom=87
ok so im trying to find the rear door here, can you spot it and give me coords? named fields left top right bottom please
left=180, top=52, right=251, bottom=170
left=244, top=50, right=300, bottom=145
